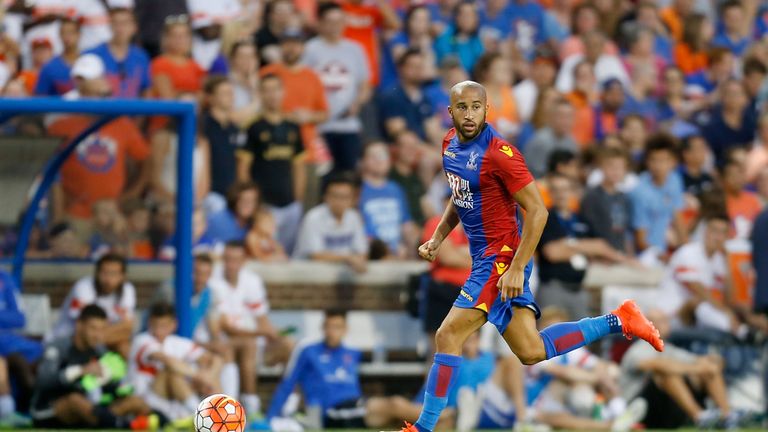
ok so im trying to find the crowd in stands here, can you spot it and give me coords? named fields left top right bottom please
left=0, top=0, right=768, bottom=430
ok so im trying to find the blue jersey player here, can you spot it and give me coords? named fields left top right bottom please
left=395, top=81, right=665, bottom=432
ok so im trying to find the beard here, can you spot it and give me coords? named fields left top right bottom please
left=452, top=114, right=485, bottom=141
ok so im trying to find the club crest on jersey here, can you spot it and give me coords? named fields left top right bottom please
left=499, top=145, right=515, bottom=158
left=466, top=151, right=479, bottom=171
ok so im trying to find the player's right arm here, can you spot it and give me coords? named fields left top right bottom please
left=267, top=344, right=310, bottom=419
left=418, top=202, right=460, bottom=262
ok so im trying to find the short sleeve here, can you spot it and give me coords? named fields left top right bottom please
left=310, top=72, right=329, bottom=112
left=351, top=211, right=369, bottom=255
left=134, top=336, right=161, bottom=370
left=539, top=212, right=567, bottom=247
left=245, top=272, right=269, bottom=317
left=293, top=211, right=323, bottom=258
left=34, top=65, right=53, bottom=96
left=353, top=43, right=370, bottom=84
left=490, top=141, right=534, bottom=195
left=68, top=279, right=96, bottom=319
left=630, top=188, right=650, bottom=230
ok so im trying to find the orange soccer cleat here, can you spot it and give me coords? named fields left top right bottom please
left=400, top=421, right=420, bottom=432
left=612, top=300, right=665, bottom=352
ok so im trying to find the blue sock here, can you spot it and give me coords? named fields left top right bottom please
left=414, top=353, right=462, bottom=432
left=539, top=314, right=623, bottom=359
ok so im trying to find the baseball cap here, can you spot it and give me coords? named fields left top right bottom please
left=71, top=54, right=105, bottom=80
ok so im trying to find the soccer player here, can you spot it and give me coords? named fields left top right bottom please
left=396, top=81, right=664, bottom=432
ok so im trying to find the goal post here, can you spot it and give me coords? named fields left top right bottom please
left=0, top=98, right=197, bottom=337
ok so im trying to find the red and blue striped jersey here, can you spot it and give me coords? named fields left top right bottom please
left=442, top=124, right=534, bottom=260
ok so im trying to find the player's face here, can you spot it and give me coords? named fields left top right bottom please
left=193, top=260, right=212, bottom=293
left=449, top=87, right=487, bottom=141
left=223, top=246, right=246, bottom=278
left=96, top=262, right=125, bottom=295
left=150, top=316, right=177, bottom=342
left=704, top=219, right=729, bottom=252
left=78, top=317, right=107, bottom=349
left=323, top=316, right=347, bottom=347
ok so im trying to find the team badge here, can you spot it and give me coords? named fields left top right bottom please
left=466, top=151, right=479, bottom=171
left=499, top=145, right=515, bottom=158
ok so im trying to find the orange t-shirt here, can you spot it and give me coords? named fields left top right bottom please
left=565, top=91, right=595, bottom=147
left=150, top=55, right=206, bottom=95
left=342, top=2, right=383, bottom=86
left=486, top=86, right=519, bottom=133
left=673, top=43, right=708, bottom=75
left=727, top=191, right=764, bottom=226
left=259, top=63, right=329, bottom=162
left=49, top=116, right=150, bottom=219
left=660, top=7, right=684, bottom=42
left=538, top=182, right=580, bottom=213
left=18, top=69, right=39, bottom=95
left=422, top=216, right=471, bottom=287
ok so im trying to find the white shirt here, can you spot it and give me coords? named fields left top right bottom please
left=129, top=332, right=204, bottom=393
left=659, top=242, right=727, bottom=315
left=52, top=276, right=136, bottom=339
left=555, top=54, right=630, bottom=94
left=186, top=0, right=241, bottom=28
left=513, top=79, right=538, bottom=123
left=209, top=267, right=269, bottom=331
left=293, top=204, right=369, bottom=259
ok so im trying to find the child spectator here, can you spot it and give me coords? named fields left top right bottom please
left=123, top=199, right=154, bottom=260
left=246, top=211, right=287, bottom=262
left=206, top=182, right=261, bottom=244
left=89, top=200, right=128, bottom=258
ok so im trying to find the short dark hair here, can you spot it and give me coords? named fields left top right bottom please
left=318, top=2, right=342, bottom=19
left=322, top=171, right=359, bottom=195
left=194, top=253, right=213, bottom=265
left=720, top=0, right=743, bottom=14
left=148, top=302, right=176, bottom=319
left=224, top=240, right=246, bottom=250
left=229, top=40, right=255, bottom=59
left=96, top=253, right=127, bottom=274
left=680, top=134, right=706, bottom=152
left=397, top=48, right=422, bottom=69
left=204, top=75, right=230, bottom=95
left=703, top=212, right=731, bottom=225
left=325, top=308, right=347, bottom=321
left=596, top=146, right=628, bottom=164
left=78, top=304, right=108, bottom=322
left=108, top=7, right=133, bottom=17
left=547, top=149, right=577, bottom=175
left=644, top=133, right=679, bottom=158
left=743, top=57, right=767, bottom=76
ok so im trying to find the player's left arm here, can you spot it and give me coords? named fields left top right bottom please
left=499, top=183, right=548, bottom=301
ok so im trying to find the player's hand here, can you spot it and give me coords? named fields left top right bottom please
left=418, top=238, right=441, bottom=262
left=497, top=267, right=524, bottom=302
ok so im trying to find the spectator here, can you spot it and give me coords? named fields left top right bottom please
left=753, top=208, right=768, bottom=315
left=294, top=172, right=368, bottom=273
left=0, top=270, right=42, bottom=427
left=237, top=74, right=305, bottom=253
left=122, top=199, right=154, bottom=260
left=390, top=131, right=427, bottom=225
left=31, top=305, right=152, bottom=429
left=342, top=0, right=401, bottom=87
left=747, top=111, right=768, bottom=183
left=524, top=98, right=578, bottom=178
left=34, top=18, right=81, bottom=96
left=150, top=18, right=206, bottom=100
left=209, top=241, right=292, bottom=416
left=227, top=40, right=261, bottom=127
left=51, top=254, right=136, bottom=356
left=48, top=91, right=150, bottom=241
left=128, top=302, right=222, bottom=421
left=202, top=76, right=246, bottom=198
left=593, top=79, right=625, bottom=143
left=134, top=0, right=188, bottom=58
left=742, top=57, right=767, bottom=103
left=580, top=147, right=633, bottom=253
left=536, top=174, right=630, bottom=319
left=88, top=199, right=128, bottom=258
left=383, top=5, right=438, bottom=91
left=622, top=58, right=661, bottom=124
left=659, top=0, right=695, bottom=42
left=721, top=157, right=764, bottom=239
left=619, top=309, right=737, bottom=429
left=39, top=222, right=89, bottom=259
left=634, top=1, right=674, bottom=63
left=679, top=134, right=715, bottom=197
left=685, top=48, right=735, bottom=101
left=559, top=3, right=617, bottom=61
left=564, top=60, right=597, bottom=147
left=556, top=31, right=630, bottom=94
left=186, top=0, right=240, bottom=74
left=616, top=114, right=647, bottom=171
left=656, top=65, right=701, bottom=125
left=260, top=29, right=330, bottom=167
left=506, top=0, right=551, bottom=60
left=434, top=1, right=484, bottom=73
left=673, top=14, right=712, bottom=75
left=359, top=142, right=418, bottom=258
left=303, top=2, right=372, bottom=174
left=206, top=181, right=261, bottom=244
left=623, top=27, right=666, bottom=89
left=477, top=0, right=512, bottom=50
left=424, top=56, right=468, bottom=131
left=267, top=309, right=365, bottom=428
left=630, top=133, right=686, bottom=255
left=474, top=52, right=519, bottom=140
left=420, top=192, right=471, bottom=339
left=18, top=38, right=53, bottom=95
left=87, top=8, right=151, bottom=98
left=712, top=0, right=751, bottom=57
left=254, top=0, right=297, bottom=65
left=380, top=49, right=443, bottom=145
left=245, top=210, right=288, bottom=262
left=538, top=149, right=581, bottom=211
left=514, top=47, right=558, bottom=123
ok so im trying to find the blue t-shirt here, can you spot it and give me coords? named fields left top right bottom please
left=206, top=209, right=248, bottom=243
left=479, top=4, right=513, bottom=42
left=86, top=43, right=151, bottom=98
left=378, top=85, right=435, bottom=140
left=685, top=71, right=718, bottom=95
left=34, top=56, right=75, bottom=96
left=629, top=171, right=684, bottom=251
left=423, top=81, right=452, bottom=130
left=359, top=180, right=412, bottom=253
left=0, top=270, right=24, bottom=331
left=507, top=0, right=548, bottom=59
left=755, top=7, right=768, bottom=38
left=379, top=32, right=407, bottom=92
left=711, top=32, right=750, bottom=57
left=267, top=341, right=362, bottom=418
left=434, top=26, right=484, bottom=73
left=700, top=106, right=756, bottom=164
left=654, top=35, right=674, bottom=64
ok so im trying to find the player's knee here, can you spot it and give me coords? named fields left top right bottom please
left=434, top=324, right=461, bottom=353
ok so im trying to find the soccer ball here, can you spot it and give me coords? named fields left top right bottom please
left=195, top=393, right=246, bottom=432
